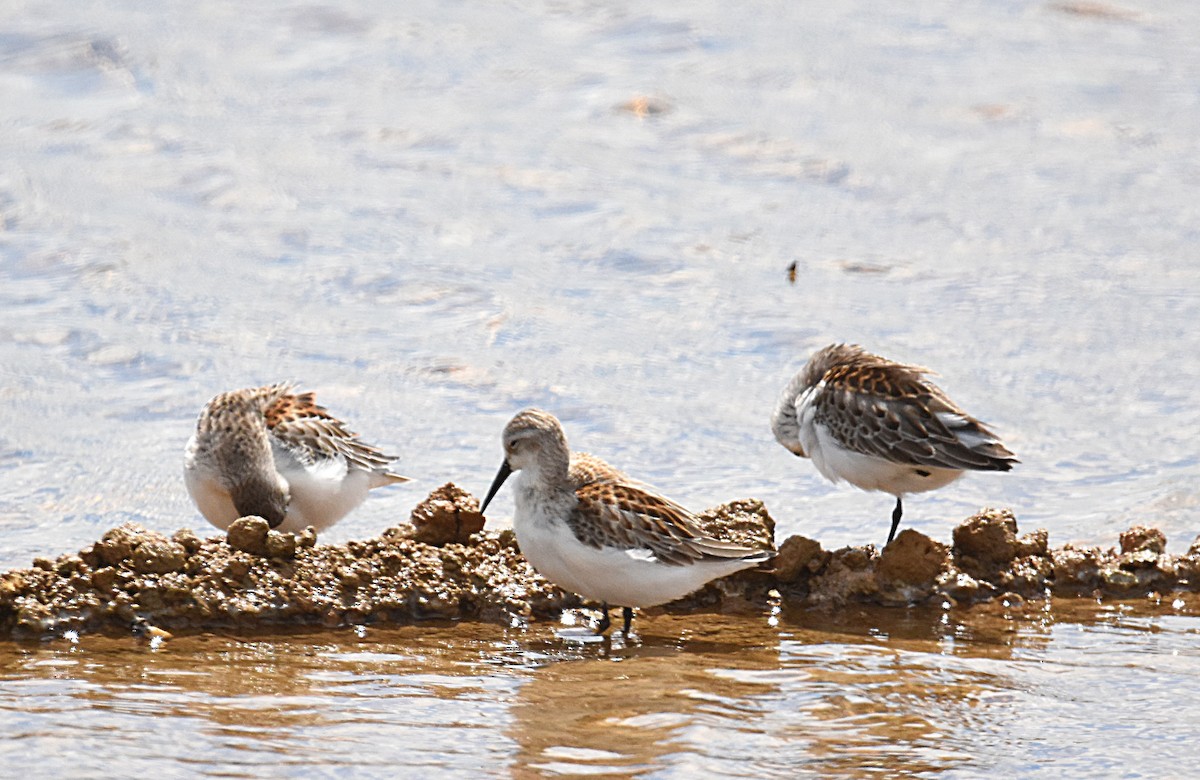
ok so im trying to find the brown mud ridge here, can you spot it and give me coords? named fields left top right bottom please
left=2, top=484, right=1198, bottom=639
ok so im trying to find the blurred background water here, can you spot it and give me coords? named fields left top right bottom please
left=1, top=0, right=1199, bottom=774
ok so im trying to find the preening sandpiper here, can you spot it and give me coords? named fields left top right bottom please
left=184, top=383, right=409, bottom=534
left=480, top=409, right=772, bottom=635
left=771, top=344, right=1017, bottom=545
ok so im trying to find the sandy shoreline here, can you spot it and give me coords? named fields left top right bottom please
left=2, top=484, right=1196, bottom=640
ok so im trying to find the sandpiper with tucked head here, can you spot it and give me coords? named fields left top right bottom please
left=771, top=344, right=1017, bottom=546
left=480, top=408, right=772, bottom=635
left=184, top=384, right=409, bottom=534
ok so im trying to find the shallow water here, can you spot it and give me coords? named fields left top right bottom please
left=1, top=0, right=1199, bottom=774
left=2, top=601, right=1199, bottom=778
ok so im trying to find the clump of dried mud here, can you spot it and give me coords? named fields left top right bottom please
left=773, top=508, right=1200, bottom=607
left=1, top=485, right=1197, bottom=639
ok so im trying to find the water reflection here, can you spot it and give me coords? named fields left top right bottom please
left=508, top=612, right=783, bottom=776
left=0, top=599, right=1197, bottom=776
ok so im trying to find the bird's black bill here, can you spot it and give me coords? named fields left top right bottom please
left=480, top=460, right=513, bottom=514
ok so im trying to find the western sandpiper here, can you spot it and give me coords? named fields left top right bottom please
left=480, top=409, right=772, bottom=635
left=771, top=344, right=1017, bottom=545
left=184, top=384, right=409, bottom=534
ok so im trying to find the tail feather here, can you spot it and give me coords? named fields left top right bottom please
left=369, top=471, right=413, bottom=489
left=691, top=537, right=775, bottom=563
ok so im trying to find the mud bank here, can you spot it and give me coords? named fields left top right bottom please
left=774, top=510, right=1200, bottom=607
left=1, top=485, right=1197, bottom=638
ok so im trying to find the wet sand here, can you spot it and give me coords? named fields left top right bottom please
left=2, top=485, right=1196, bottom=640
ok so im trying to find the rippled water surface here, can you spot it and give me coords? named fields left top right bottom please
left=2, top=602, right=1200, bottom=777
left=2, top=0, right=1199, bottom=774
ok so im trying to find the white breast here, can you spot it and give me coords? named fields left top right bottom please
left=183, top=466, right=242, bottom=530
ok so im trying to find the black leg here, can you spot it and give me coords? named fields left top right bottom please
left=596, top=603, right=611, bottom=634
left=621, top=607, right=633, bottom=635
left=887, top=496, right=903, bottom=545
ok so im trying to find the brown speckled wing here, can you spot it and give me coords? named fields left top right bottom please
left=812, top=349, right=1016, bottom=471
left=264, top=387, right=397, bottom=472
left=568, top=481, right=763, bottom=566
